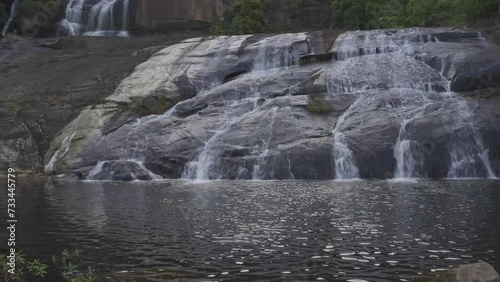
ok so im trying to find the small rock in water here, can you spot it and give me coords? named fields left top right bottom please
left=455, top=262, right=500, bottom=282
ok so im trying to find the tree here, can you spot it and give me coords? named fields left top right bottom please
left=331, top=0, right=368, bottom=29
left=229, top=0, right=266, bottom=35
left=458, top=0, right=500, bottom=23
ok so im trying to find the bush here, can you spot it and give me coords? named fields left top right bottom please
left=226, top=0, right=266, bottom=35
left=329, top=0, right=500, bottom=30
left=1, top=249, right=99, bottom=282
left=0, top=251, right=48, bottom=282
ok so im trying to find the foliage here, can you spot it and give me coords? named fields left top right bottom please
left=299, top=56, right=317, bottom=65
left=222, top=0, right=266, bottom=35
left=307, top=93, right=332, bottom=114
left=215, top=0, right=304, bottom=35
left=130, top=95, right=175, bottom=115
left=473, top=88, right=500, bottom=99
left=52, top=249, right=100, bottom=282
left=1, top=249, right=99, bottom=282
left=330, top=0, right=500, bottom=30
left=307, top=103, right=332, bottom=114
left=1, top=251, right=48, bottom=282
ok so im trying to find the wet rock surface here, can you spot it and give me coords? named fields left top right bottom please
left=2, top=28, right=500, bottom=180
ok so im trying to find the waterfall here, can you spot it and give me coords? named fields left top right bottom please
left=252, top=106, right=279, bottom=180
left=118, top=0, right=129, bottom=37
left=446, top=100, right=497, bottom=179
left=58, top=0, right=86, bottom=36
left=326, top=28, right=497, bottom=180
left=87, top=160, right=162, bottom=181
left=182, top=98, right=261, bottom=180
left=393, top=113, right=426, bottom=179
left=1, top=0, right=20, bottom=37
left=45, top=133, right=76, bottom=174
left=252, top=34, right=305, bottom=71
left=183, top=34, right=304, bottom=180
left=331, top=99, right=360, bottom=180
left=59, top=0, right=129, bottom=36
left=86, top=0, right=118, bottom=35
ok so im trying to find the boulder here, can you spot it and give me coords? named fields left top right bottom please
left=455, top=262, right=500, bottom=282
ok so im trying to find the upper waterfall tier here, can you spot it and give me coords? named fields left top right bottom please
left=43, top=28, right=500, bottom=181
left=58, top=0, right=129, bottom=36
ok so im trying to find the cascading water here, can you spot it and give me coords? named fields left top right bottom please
left=87, top=0, right=117, bottom=35
left=182, top=98, right=262, bottom=180
left=87, top=160, right=162, bottom=181
left=183, top=34, right=306, bottom=180
left=58, top=0, right=129, bottom=36
left=118, top=0, right=129, bottom=37
left=45, top=133, right=76, bottom=174
left=59, top=0, right=86, bottom=36
left=252, top=34, right=304, bottom=71
left=393, top=102, right=431, bottom=179
left=252, top=106, right=279, bottom=180
left=1, top=0, right=20, bottom=37
left=446, top=100, right=497, bottom=179
left=331, top=115, right=360, bottom=180
left=326, top=28, right=496, bottom=179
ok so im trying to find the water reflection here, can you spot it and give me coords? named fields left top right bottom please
left=0, top=178, right=498, bottom=281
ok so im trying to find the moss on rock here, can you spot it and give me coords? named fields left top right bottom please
left=129, top=95, right=176, bottom=115
left=306, top=93, right=332, bottom=114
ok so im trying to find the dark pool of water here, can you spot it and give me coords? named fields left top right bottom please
left=0, top=177, right=499, bottom=281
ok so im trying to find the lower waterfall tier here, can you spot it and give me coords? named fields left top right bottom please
left=41, top=28, right=500, bottom=181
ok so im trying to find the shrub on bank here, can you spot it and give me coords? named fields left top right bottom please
left=1, top=249, right=99, bottom=282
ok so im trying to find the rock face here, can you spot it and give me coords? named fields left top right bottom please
left=456, top=262, right=500, bottom=282
left=0, top=32, right=209, bottom=173
left=34, top=27, right=500, bottom=181
left=2, top=28, right=500, bottom=180
left=132, top=0, right=226, bottom=31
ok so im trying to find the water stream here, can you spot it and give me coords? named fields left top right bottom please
left=183, top=34, right=305, bottom=181
left=59, top=0, right=129, bottom=36
left=1, top=0, right=20, bottom=36
left=326, top=29, right=496, bottom=179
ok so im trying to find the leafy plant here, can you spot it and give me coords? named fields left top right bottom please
left=329, top=0, right=500, bottom=30
left=1, top=249, right=99, bottom=282
left=53, top=249, right=100, bottom=282
left=1, top=251, right=47, bottom=282
left=215, top=0, right=267, bottom=35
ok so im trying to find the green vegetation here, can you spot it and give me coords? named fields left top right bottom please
left=473, top=88, right=500, bottom=99
left=216, top=0, right=500, bottom=35
left=130, top=95, right=176, bottom=115
left=216, top=0, right=266, bottom=35
left=307, top=93, right=332, bottom=114
left=299, top=56, right=317, bottom=66
left=330, top=0, right=500, bottom=30
left=1, top=251, right=48, bottom=282
left=3, top=101, right=30, bottom=112
left=1, top=250, right=99, bottom=282
left=215, top=0, right=310, bottom=35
